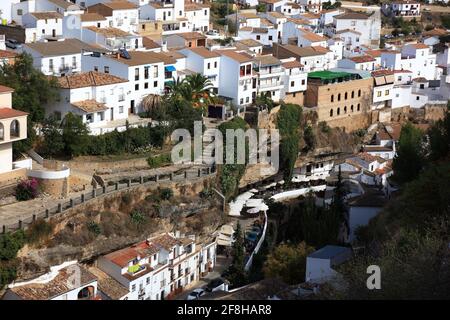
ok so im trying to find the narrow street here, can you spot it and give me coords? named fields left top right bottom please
left=174, top=254, right=231, bottom=300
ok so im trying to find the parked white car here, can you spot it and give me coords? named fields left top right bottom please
left=186, top=288, right=206, bottom=300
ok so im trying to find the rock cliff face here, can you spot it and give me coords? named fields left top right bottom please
left=16, top=176, right=226, bottom=279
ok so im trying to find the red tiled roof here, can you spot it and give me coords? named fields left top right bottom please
left=0, top=108, right=28, bottom=120
left=0, top=50, right=18, bottom=59
left=350, top=55, right=375, bottom=63
left=282, top=60, right=303, bottom=69
left=0, top=85, right=14, bottom=93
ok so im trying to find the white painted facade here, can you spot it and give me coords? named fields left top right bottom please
left=97, top=234, right=217, bottom=300
left=218, top=52, right=256, bottom=107
left=81, top=52, right=165, bottom=114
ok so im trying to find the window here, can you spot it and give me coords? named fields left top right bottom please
left=119, top=106, right=124, bottom=114
left=246, top=97, right=249, bottom=103
left=188, top=41, right=192, bottom=47
left=337, top=107, right=340, bottom=115
left=344, top=92, right=348, bottom=100
left=357, top=103, right=360, bottom=111
left=10, top=120, right=20, bottom=138
left=154, top=81, right=158, bottom=87
left=338, top=93, right=341, bottom=101
left=207, top=62, right=211, bottom=69
left=331, top=94, right=334, bottom=102
left=146, top=277, right=150, bottom=285
left=385, top=90, right=390, bottom=95
left=351, top=21, right=356, bottom=26
left=246, top=64, right=251, bottom=75
left=135, top=68, right=139, bottom=81
left=330, top=109, right=333, bottom=117
left=301, top=79, right=305, bottom=85
left=17, top=9, right=23, bottom=16
left=179, top=11, right=182, bottom=15
left=104, top=66, right=109, bottom=74
left=144, top=82, right=149, bottom=89
left=351, top=105, right=354, bottom=112
left=256, top=35, right=261, bottom=40
left=240, top=98, right=244, bottom=104
left=153, top=66, right=158, bottom=77
left=132, top=284, right=136, bottom=292
left=0, top=123, right=4, bottom=141
left=291, top=81, right=295, bottom=87
left=416, top=96, right=420, bottom=100
left=42, top=29, right=45, bottom=35
left=135, top=84, right=139, bottom=91
left=94, top=66, right=99, bottom=72
left=49, top=59, right=54, bottom=71
left=269, top=36, right=273, bottom=41
left=377, top=91, right=382, bottom=97
left=214, top=61, right=217, bottom=68
left=72, top=56, right=76, bottom=68
left=204, top=9, right=208, bottom=15
left=351, top=91, right=354, bottom=98
left=144, top=66, right=149, bottom=79
left=358, top=89, right=361, bottom=97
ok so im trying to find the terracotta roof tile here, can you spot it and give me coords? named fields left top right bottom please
left=57, top=71, right=128, bottom=89
left=350, top=55, right=376, bottom=63
left=0, top=108, right=28, bottom=120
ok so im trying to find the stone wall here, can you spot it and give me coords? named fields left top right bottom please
left=38, top=177, right=69, bottom=198
left=0, top=168, right=27, bottom=189
left=48, top=175, right=216, bottom=233
left=325, top=113, right=372, bottom=132
left=424, top=105, right=447, bottom=122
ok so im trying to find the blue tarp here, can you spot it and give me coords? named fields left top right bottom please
left=165, top=65, right=176, bottom=72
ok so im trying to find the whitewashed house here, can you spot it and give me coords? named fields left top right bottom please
left=12, top=0, right=83, bottom=26
left=305, top=245, right=352, bottom=283
left=21, top=11, right=63, bottom=42
left=47, top=71, right=137, bottom=135
left=82, top=50, right=166, bottom=114
left=0, top=85, right=28, bottom=175
left=335, top=153, right=393, bottom=190
left=380, top=44, right=438, bottom=80
left=22, top=38, right=98, bottom=76
left=3, top=261, right=100, bottom=300
left=97, top=233, right=217, bottom=300
left=338, top=55, right=377, bottom=71
left=254, top=55, right=284, bottom=102
left=0, top=0, right=21, bottom=24
left=325, top=11, right=381, bottom=52
left=70, top=26, right=143, bottom=51
left=370, top=69, right=395, bottom=111
left=281, top=58, right=308, bottom=102
left=86, top=1, right=139, bottom=33
left=382, top=1, right=421, bottom=19
left=347, top=192, right=387, bottom=243
left=218, top=50, right=256, bottom=107
left=179, top=46, right=220, bottom=92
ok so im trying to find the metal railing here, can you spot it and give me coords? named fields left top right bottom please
left=1, top=166, right=216, bottom=234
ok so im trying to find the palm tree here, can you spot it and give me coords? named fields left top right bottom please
left=184, top=73, right=214, bottom=108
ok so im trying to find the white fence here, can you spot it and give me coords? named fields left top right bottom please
left=244, top=210, right=268, bottom=272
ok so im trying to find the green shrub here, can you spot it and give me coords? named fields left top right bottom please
left=319, top=121, right=331, bottom=134
left=122, top=192, right=133, bottom=205
left=200, top=188, right=213, bottom=199
left=160, top=188, right=174, bottom=200
left=130, top=210, right=146, bottom=225
left=0, top=231, right=25, bottom=261
left=87, top=221, right=101, bottom=236
left=26, top=219, right=53, bottom=244
left=147, top=153, right=171, bottom=168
